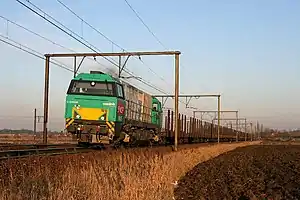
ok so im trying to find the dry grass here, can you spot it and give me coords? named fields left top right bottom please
left=0, top=141, right=260, bottom=200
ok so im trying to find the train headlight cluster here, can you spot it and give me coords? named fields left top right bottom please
left=77, top=125, right=84, bottom=131
left=74, top=104, right=81, bottom=110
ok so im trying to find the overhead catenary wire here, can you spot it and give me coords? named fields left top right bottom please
left=122, top=0, right=191, bottom=88
left=124, top=0, right=217, bottom=103
left=0, top=31, right=167, bottom=98
left=123, top=0, right=168, bottom=50
left=15, top=0, right=114, bottom=67
left=0, top=33, right=70, bottom=69
left=56, top=0, right=125, bottom=52
left=15, top=0, right=173, bottom=96
left=55, top=0, right=173, bottom=88
left=15, top=0, right=148, bottom=78
left=0, top=15, right=113, bottom=74
left=122, top=0, right=211, bottom=100
left=0, top=36, right=73, bottom=72
left=0, top=15, right=74, bottom=53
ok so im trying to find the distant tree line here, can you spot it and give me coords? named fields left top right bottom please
left=262, top=128, right=300, bottom=138
left=0, top=129, right=33, bottom=134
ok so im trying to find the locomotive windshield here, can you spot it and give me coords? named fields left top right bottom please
left=67, top=80, right=114, bottom=96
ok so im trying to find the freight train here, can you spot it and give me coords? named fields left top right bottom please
left=64, top=71, right=246, bottom=147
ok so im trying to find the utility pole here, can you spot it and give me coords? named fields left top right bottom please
left=34, top=108, right=37, bottom=135
left=245, top=119, right=247, bottom=141
left=256, top=121, right=260, bottom=140
left=254, top=124, right=257, bottom=140
left=260, top=124, right=264, bottom=139
left=236, top=111, right=239, bottom=139
left=174, top=54, right=179, bottom=151
left=217, top=95, right=221, bottom=144
left=236, top=119, right=239, bottom=142
left=33, top=108, right=43, bottom=136
left=250, top=122, right=253, bottom=141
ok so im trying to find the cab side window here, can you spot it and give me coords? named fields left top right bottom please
left=116, top=84, right=124, bottom=98
left=153, top=103, right=158, bottom=111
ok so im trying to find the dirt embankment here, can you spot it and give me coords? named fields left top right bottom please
left=174, top=144, right=300, bottom=200
left=0, top=141, right=257, bottom=200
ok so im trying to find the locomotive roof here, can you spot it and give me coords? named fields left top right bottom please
left=74, top=72, right=160, bottom=101
left=74, top=72, right=121, bottom=83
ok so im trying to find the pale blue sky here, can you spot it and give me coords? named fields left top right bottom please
left=0, top=0, right=299, bottom=131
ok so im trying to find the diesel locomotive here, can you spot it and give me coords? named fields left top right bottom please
left=64, top=71, right=163, bottom=146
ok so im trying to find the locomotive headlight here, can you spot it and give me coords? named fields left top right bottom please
left=75, top=104, right=80, bottom=109
left=90, top=81, right=96, bottom=86
left=76, top=114, right=80, bottom=119
left=100, top=116, right=105, bottom=120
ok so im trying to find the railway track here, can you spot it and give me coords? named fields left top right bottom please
left=0, top=143, right=78, bottom=151
left=0, top=146, right=91, bottom=160
left=0, top=140, right=253, bottom=160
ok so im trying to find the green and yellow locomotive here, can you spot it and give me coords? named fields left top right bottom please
left=64, top=71, right=163, bottom=146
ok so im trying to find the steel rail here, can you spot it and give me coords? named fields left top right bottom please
left=0, top=139, right=256, bottom=160
left=0, top=146, right=90, bottom=160
left=0, top=143, right=77, bottom=147
left=0, top=143, right=78, bottom=151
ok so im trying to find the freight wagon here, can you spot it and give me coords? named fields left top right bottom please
left=161, top=110, right=245, bottom=144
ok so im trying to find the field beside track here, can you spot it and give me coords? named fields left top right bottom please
left=0, top=141, right=257, bottom=200
left=174, top=142, right=300, bottom=200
